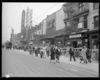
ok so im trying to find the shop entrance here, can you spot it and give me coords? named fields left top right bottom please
left=91, top=35, right=99, bottom=49
left=72, top=41, right=77, bottom=48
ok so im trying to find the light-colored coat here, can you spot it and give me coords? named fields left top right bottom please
left=81, top=48, right=87, bottom=60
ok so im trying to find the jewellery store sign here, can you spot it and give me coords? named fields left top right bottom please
left=69, top=34, right=81, bottom=38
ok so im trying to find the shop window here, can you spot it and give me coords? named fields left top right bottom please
left=94, top=15, right=99, bottom=28
left=93, top=3, right=99, bottom=9
left=92, top=39, right=99, bottom=49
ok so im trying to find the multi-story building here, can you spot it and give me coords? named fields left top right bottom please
left=21, top=10, right=26, bottom=42
left=63, top=3, right=90, bottom=48
left=10, top=28, right=23, bottom=48
left=63, top=2, right=99, bottom=49
left=88, top=3, right=99, bottom=49
left=44, top=11, right=56, bottom=44
left=54, top=7, right=66, bottom=47
left=24, top=7, right=33, bottom=43
left=40, top=7, right=66, bottom=47
left=10, top=28, right=15, bottom=46
left=42, top=19, right=47, bottom=35
left=21, top=10, right=25, bottom=35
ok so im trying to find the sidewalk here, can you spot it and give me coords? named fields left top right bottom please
left=60, top=55, right=99, bottom=73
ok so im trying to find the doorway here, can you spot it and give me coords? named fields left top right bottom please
left=72, top=41, right=77, bottom=48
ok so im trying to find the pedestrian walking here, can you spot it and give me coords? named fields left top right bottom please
left=55, top=46, right=61, bottom=63
left=29, top=45, right=33, bottom=55
left=43, top=46, right=47, bottom=58
left=50, top=45, right=56, bottom=63
left=35, top=47, right=38, bottom=56
left=46, top=46, right=50, bottom=57
left=69, top=46, right=76, bottom=62
left=80, top=46, right=88, bottom=64
left=86, top=48, right=92, bottom=63
left=40, top=48, right=44, bottom=58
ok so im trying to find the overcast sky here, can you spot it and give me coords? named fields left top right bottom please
left=2, top=2, right=65, bottom=43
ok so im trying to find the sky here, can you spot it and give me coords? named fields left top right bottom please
left=2, top=2, right=65, bottom=44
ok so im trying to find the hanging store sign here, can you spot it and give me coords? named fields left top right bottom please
left=69, top=34, right=81, bottom=38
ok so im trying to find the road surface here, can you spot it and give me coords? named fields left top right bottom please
left=2, top=49, right=98, bottom=77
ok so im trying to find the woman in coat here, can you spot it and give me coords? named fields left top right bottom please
left=50, top=45, right=56, bottom=63
left=86, top=48, right=92, bottom=63
left=55, top=46, right=61, bottom=63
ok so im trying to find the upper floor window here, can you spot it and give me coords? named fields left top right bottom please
left=79, top=3, right=84, bottom=12
left=83, top=14, right=88, bottom=28
left=73, top=18, right=79, bottom=29
left=94, top=15, right=99, bottom=28
left=93, top=3, right=99, bottom=9
left=78, top=14, right=88, bottom=29
left=66, top=21, right=71, bottom=27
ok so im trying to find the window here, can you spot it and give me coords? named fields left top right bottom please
left=66, top=21, right=71, bottom=27
left=79, top=3, right=84, bottom=12
left=73, top=18, right=79, bottom=29
left=94, top=15, right=99, bottom=28
left=83, top=14, right=88, bottom=28
left=93, top=3, right=99, bottom=9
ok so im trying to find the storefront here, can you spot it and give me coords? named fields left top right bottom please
left=65, top=32, right=89, bottom=48
left=69, top=33, right=82, bottom=48
left=89, top=30, right=99, bottom=49
left=54, top=35, right=64, bottom=47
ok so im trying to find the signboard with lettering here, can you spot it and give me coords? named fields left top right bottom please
left=69, top=34, right=81, bottom=38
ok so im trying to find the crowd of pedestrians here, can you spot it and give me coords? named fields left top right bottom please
left=68, top=45, right=92, bottom=64
left=3, top=42, right=92, bottom=64
left=26, top=43, right=92, bottom=64
left=27, top=44, right=62, bottom=64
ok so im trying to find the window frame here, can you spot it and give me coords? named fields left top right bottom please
left=93, top=3, right=99, bottom=9
left=79, top=3, right=84, bottom=12
left=83, top=14, right=88, bottom=29
left=94, top=15, right=99, bottom=28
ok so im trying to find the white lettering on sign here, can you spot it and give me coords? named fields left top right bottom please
left=69, top=34, right=81, bottom=38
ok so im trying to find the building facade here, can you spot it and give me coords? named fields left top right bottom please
left=63, top=2, right=99, bottom=49
left=24, top=7, right=33, bottom=43
left=88, top=3, right=99, bottom=49
left=63, top=3, right=90, bottom=48
left=42, top=12, right=56, bottom=44
left=10, top=28, right=15, bottom=46
left=54, top=8, right=66, bottom=47
left=21, top=10, right=26, bottom=42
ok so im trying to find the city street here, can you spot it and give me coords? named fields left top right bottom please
left=2, top=49, right=98, bottom=77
